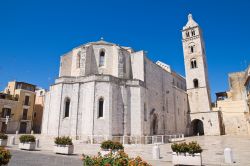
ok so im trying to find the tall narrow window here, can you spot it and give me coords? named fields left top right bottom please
left=98, top=98, right=104, bottom=118
left=123, top=57, right=126, bottom=73
left=76, top=51, right=81, bottom=68
left=99, top=50, right=105, bottom=67
left=186, top=31, right=190, bottom=37
left=64, top=98, right=70, bottom=118
left=144, top=103, right=147, bottom=121
left=191, top=59, right=197, bottom=68
left=24, top=96, right=29, bottom=106
left=189, top=43, right=195, bottom=54
left=191, top=29, right=195, bottom=36
left=193, top=79, right=199, bottom=88
left=190, top=46, right=194, bottom=53
left=22, top=109, right=28, bottom=120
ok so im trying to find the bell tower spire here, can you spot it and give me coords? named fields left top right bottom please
left=182, top=14, right=212, bottom=113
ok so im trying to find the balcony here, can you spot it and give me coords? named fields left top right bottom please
left=0, top=116, right=13, bottom=122
left=23, top=101, right=31, bottom=106
left=20, top=115, right=32, bottom=121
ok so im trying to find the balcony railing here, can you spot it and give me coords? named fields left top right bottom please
left=19, top=115, right=32, bottom=121
left=0, top=116, right=13, bottom=121
left=23, top=101, right=31, bottom=106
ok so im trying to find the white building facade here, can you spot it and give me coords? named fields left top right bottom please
left=41, top=39, right=190, bottom=140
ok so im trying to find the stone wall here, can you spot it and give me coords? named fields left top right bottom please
left=190, top=112, right=221, bottom=136
left=42, top=40, right=190, bottom=139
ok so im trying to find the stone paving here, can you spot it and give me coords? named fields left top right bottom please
left=6, top=135, right=250, bottom=166
left=8, top=149, right=82, bottom=166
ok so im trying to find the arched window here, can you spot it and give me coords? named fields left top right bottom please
left=191, top=29, right=195, bottom=36
left=193, top=79, right=199, bottom=88
left=98, top=98, right=104, bottom=118
left=188, top=43, right=195, bottom=54
left=191, top=59, right=197, bottom=69
left=76, top=51, right=81, bottom=68
left=186, top=31, right=190, bottom=37
left=190, top=46, right=194, bottom=53
left=64, top=98, right=70, bottom=118
left=99, top=50, right=105, bottom=67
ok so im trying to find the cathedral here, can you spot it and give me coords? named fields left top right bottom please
left=41, top=14, right=222, bottom=141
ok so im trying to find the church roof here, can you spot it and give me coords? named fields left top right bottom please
left=86, top=37, right=117, bottom=46
left=84, top=38, right=134, bottom=52
left=183, top=14, right=199, bottom=30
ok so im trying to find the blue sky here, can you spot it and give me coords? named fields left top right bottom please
left=0, top=0, right=249, bottom=101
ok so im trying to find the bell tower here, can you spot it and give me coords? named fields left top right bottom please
left=182, top=14, right=211, bottom=113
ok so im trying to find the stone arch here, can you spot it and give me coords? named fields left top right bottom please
left=191, top=29, right=196, bottom=36
left=190, top=58, right=197, bottom=69
left=188, top=42, right=195, bottom=54
left=191, top=119, right=204, bottom=135
left=150, top=109, right=158, bottom=135
left=99, top=49, right=105, bottom=67
left=98, top=97, right=104, bottom=118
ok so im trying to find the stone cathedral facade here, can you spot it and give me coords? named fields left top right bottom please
left=42, top=14, right=222, bottom=140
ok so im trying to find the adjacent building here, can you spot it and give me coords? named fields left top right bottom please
left=33, top=88, right=46, bottom=133
left=245, top=65, right=250, bottom=113
left=214, top=66, right=250, bottom=135
left=0, top=81, right=36, bottom=133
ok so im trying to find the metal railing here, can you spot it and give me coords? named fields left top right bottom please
left=20, top=115, right=32, bottom=121
left=86, top=134, right=185, bottom=145
left=23, top=101, right=31, bottom=106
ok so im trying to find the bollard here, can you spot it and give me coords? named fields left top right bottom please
left=152, top=144, right=160, bottom=160
left=9, top=136, right=15, bottom=146
left=31, top=130, right=34, bottom=134
left=122, top=136, right=125, bottom=145
left=224, top=148, right=234, bottom=164
left=90, top=135, right=93, bottom=144
left=35, top=138, right=39, bottom=148
left=15, top=131, right=18, bottom=135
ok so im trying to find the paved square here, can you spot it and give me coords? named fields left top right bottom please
left=6, top=135, right=250, bottom=166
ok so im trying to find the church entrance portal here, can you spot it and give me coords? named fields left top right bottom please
left=191, top=119, right=204, bottom=136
